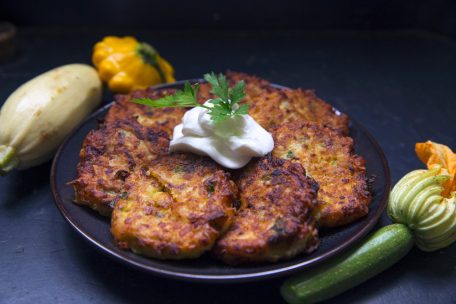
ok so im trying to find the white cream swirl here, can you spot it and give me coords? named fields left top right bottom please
left=169, top=102, right=274, bottom=169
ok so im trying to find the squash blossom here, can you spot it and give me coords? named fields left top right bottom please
left=388, top=141, right=456, bottom=251
left=416, top=141, right=456, bottom=196
left=92, top=36, right=175, bottom=93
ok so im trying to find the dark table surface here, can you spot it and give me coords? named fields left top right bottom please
left=1, top=28, right=455, bottom=304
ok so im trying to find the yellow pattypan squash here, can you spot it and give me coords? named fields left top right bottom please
left=92, top=36, right=175, bottom=93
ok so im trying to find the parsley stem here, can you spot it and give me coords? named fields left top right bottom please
left=198, top=104, right=212, bottom=110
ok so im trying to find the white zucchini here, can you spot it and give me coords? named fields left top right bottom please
left=0, top=64, right=102, bottom=174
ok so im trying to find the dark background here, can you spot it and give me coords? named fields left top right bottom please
left=0, top=0, right=456, bottom=34
left=1, top=1, right=456, bottom=304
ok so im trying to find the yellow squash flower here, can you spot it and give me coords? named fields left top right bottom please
left=388, top=141, right=456, bottom=251
left=416, top=141, right=456, bottom=196
left=92, top=36, right=175, bottom=93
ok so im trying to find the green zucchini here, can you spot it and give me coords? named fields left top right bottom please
left=281, top=224, right=414, bottom=304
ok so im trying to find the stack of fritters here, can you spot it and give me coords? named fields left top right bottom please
left=72, top=90, right=237, bottom=258
left=71, top=72, right=371, bottom=264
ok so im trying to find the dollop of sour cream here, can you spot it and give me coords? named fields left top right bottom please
left=170, top=102, right=274, bottom=169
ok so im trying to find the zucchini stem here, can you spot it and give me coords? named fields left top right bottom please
left=0, top=145, right=19, bottom=176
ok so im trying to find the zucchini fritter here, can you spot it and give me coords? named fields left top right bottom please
left=199, top=72, right=348, bottom=134
left=105, top=88, right=185, bottom=137
left=111, top=154, right=237, bottom=259
left=213, top=156, right=319, bottom=265
left=272, top=122, right=371, bottom=228
left=70, top=119, right=169, bottom=216
left=249, top=88, right=349, bottom=135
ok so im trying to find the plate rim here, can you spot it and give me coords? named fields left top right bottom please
left=50, top=79, right=391, bottom=283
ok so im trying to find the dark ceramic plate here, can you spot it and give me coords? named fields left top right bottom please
left=51, top=80, right=390, bottom=283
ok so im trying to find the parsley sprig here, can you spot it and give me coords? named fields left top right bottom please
left=132, top=73, right=249, bottom=123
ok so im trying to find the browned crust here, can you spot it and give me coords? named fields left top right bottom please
left=69, top=119, right=170, bottom=216
left=198, top=71, right=348, bottom=135
left=248, top=87, right=349, bottom=135
left=111, top=153, right=237, bottom=259
left=105, top=88, right=186, bottom=137
left=272, top=122, right=371, bottom=228
left=213, top=156, right=320, bottom=265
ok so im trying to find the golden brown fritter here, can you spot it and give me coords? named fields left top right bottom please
left=213, top=156, right=319, bottom=265
left=111, top=153, right=237, bottom=259
left=272, top=122, right=371, bottom=228
left=249, top=88, right=349, bottom=135
left=70, top=119, right=170, bottom=216
left=198, top=71, right=349, bottom=134
left=105, top=88, right=185, bottom=137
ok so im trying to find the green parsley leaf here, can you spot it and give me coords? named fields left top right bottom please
left=234, top=103, right=249, bottom=115
left=131, top=73, right=249, bottom=123
left=229, top=80, right=245, bottom=104
left=207, top=106, right=232, bottom=123
left=204, top=72, right=229, bottom=101
left=208, top=97, right=223, bottom=105
left=133, top=81, right=200, bottom=108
